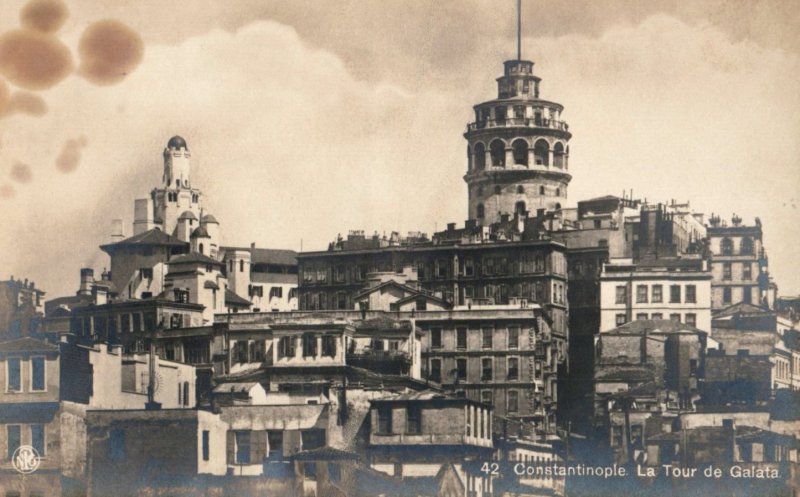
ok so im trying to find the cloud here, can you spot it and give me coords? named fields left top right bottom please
left=0, top=29, right=73, bottom=90
left=55, top=135, right=88, bottom=173
left=10, top=162, right=33, bottom=183
left=78, top=20, right=144, bottom=85
left=20, top=0, right=69, bottom=34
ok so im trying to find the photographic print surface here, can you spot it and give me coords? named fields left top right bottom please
left=0, top=1, right=799, bottom=496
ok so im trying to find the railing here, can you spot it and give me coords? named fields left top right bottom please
left=467, top=118, right=569, bottom=132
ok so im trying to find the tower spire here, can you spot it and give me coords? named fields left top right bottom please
left=517, top=0, right=522, bottom=60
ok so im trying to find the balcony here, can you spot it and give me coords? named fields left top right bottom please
left=346, top=350, right=412, bottom=376
left=467, top=118, right=569, bottom=132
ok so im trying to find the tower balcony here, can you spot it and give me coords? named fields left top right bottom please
left=467, top=117, right=569, bottom=133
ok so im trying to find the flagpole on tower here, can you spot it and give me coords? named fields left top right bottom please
left=517, top=0, right=522, bottom=60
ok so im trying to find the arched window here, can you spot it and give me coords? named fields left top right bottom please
left=516, top=185, right=525, bottom=194
left=515, top=201, right=527, bottom=215
left=553, top=142, right=565, bottom=168
left=474, top=143, right=486, bottom=170
left=721, top=238, right=733, bottom=256
left=533, top=139, right=549, bottom=166
left=199, top=243, right=204, bottom=254
left=476, top=204, right=485, bottom=219
left=183, top=382, right=190, bottom=406
left=490, top=140, right=505, bottom=167
left=239, top=259, right=244, bottom=272
left=466, top=145, right=472, bottom=171
left=556, top=188, right=561, bottom=197
left=512, top=139, right=528, bottom=166
left=539, top=186, right=545, bottom=195
left=494, top=185, right=502, bottom=195
left=555, top=203, right=562, bottom=210
left=740, top=237, right=754, bottom=255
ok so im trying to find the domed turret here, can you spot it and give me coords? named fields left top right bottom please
left=167, top=135, right=188, bottom=150
left=464, top=59, right=572, bottom=225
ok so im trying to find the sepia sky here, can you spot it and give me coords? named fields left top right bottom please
left=1, top=0, right=799, bottom=299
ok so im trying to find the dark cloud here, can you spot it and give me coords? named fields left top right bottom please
left=20, top=0, right=69, bottom=34
left=10, top=162, right=33, bottom=183
left=0, top=184, right=14, bottom=199
left=0, top=29, right=73, bottom=90
left=7, top=92, right=47, bottom=116
left=55, top=135, right=88, bottom=173
left=78, top=20, right=144, bottom=85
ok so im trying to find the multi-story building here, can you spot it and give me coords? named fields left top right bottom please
left=0, top=336, right=196, bottom=497
left=0, top=277, right=45, bottom=340
left=707, top=215, right=771, bottom=310
left=599, top=259, right=712, bottom=333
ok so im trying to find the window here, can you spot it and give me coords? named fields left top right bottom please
left=743, top=287, right=753, bottom=304
left=636, top=285, right=648, bottom=303
left=278, top=336, right=296, bottom=358
left=435, top=259, right=447, bottom=278
left=743, top=263, right=752, bottom=280
left=484, top=257, right=495, bottom=276
left=202, top=430, right=210, bottom=461
left=615, top=286, right=627, bottom=304
left=476, top=203, right=485, bottom=219
left=334, top=265, right=346, bottom=283
left=481, top=390, right=493, bottom=405
left=481, top=358, right=492, bottom=381
left=636, top=313, right=648, bottom=321
left=31, top=357, right=45, bottom=391
left=430, top=359, right=441, bottom=383
left=723, top=287, right=732, bottom=304
left=723, top=263, right=732, bottom=281
left=652, top=285, right=663, bottom=303
left=302, top=334, right=317, bottom=357
left=721, top=238, right=733, bottom=255
left=463, top=258, right=475, bottom=277
left=140, top=267, right=153, bottom=280
left=615, top=314, right=626, bottom=327
left=267, top=431, right=283, bottom=459
left=507, top=390, right=519, bottom=413
left=377, top=406, right=393, bottom=434
left=456, top=328, right=467, bottom=349
left=406, top=405, right=422, bottom=434
left=508, top=326, right=519, bottom=349
left=235, top=431, right=251, bottom=464
left=7, top=358, right=21, bottom=392
left=322, top=335, right=337, bottom=357
left=456, top=358, right=467, bottom=380
left=482, top=328, right=493, bottom=349
left=430, top=328, right=442, bottom=348
left=686, top=314, right=697, bottom=327
left=507, top=358, right=519, bottom=380
left=670, top=314, right=681, bottom=323
left=740, top=237, right=753, bottom=255
left=651, top=313, right=663, bottom=320
left=336, top=292, right=347, bottom=310
left=670, top=285, right=681, bottom=303
left=239, top=260, right=244, bottom=272
left=7, top=425, right=20, bottom=459
left=685, top=285, right=696, bottom=304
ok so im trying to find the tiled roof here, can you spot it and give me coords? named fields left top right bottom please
left=100, top=228, right=187, bottom=253
left=223, top=247, right=297, bottom=266
left=168, top=252, right=222, bottom=266
left=224, top=289, right=251, bottom=307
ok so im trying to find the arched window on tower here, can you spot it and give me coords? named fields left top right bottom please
left=199, top=243, right=204, bottom=254
left=721, top=238, right=734, bottom=256
left=240, top=260, right=244, bottom=272
left=539, top=186, right=546, bottom=195
left=512, top=139, right=528, bottom=166
left=517, top=185, right=525, bottom=194
left=490, top=140, right=505, bottom=167
left=553, top=142, right=565, bottom=168
left=476, top=204, right=485, bottom=219
left=556, top=188, right=561, bottom=197
left=534, top=139, right=549, bottom=166
left=515, top=201, right=527, bottom=216
left=494, top=185, right=502, bottom=195
left=740, top=237, right=754, bottom=255
left=467, top=145, right=472, bottom=171
left=474, top=143, right=486, bottom=170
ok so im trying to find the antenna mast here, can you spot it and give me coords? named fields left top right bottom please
left=517, top=0, right=522, bottom=60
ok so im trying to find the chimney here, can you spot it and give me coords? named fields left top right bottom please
left=465, top=219, right=476, bottom=230
left=78, top=268, right=94, bottom=296
left=111, top=219, right=124, bottom=241
left=447, top=223, right=456, bottom=232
